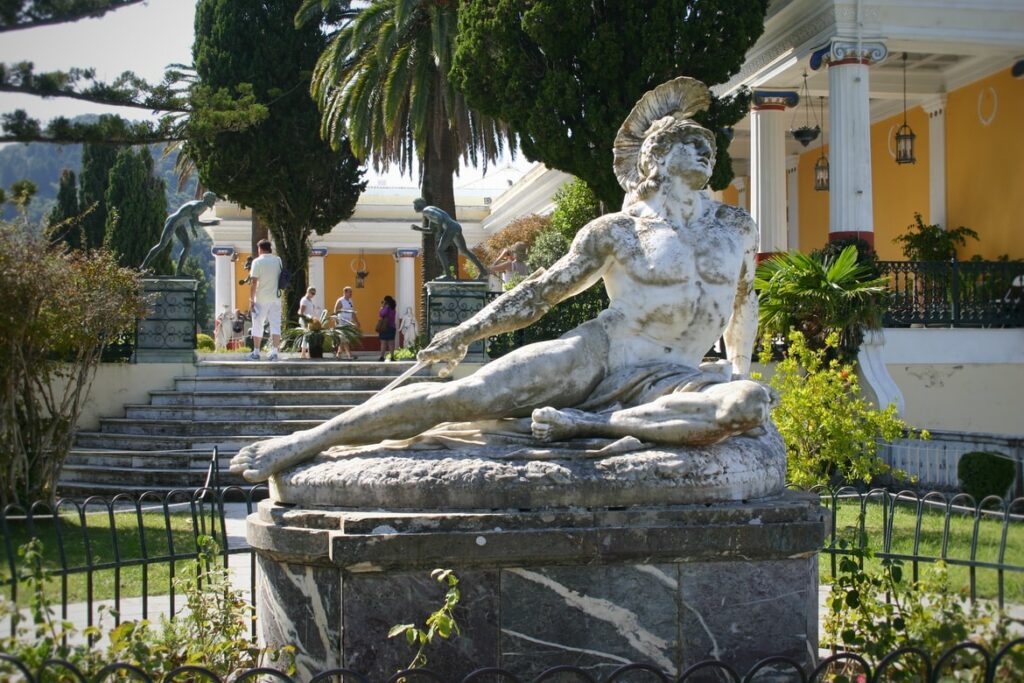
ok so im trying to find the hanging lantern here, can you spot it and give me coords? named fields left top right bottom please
left=895, top=52, right=917, bottom=165
left=789, top=72, right=820, bottom=147
left=814, top=155, right=830, bottom=192
left=352, top=251, right=369, bottom=288
left=814, top=96, right=829, bottom=192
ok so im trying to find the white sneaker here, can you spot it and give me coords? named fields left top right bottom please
left=247, top=351, right=260, bottom=361
left=267, top=349, right=279, bottom=361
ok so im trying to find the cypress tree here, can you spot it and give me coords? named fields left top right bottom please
left=78, top=143, right=120, bottom=250
left=45, top=168, right=82, bottom=249
left=104, top=147, right=171, bottom=273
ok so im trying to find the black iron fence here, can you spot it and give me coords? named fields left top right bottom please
left=878, top=259, right=1024, bottom=328
left=1, top=639, right=1023, bottom=682
left=1, top=485, right=266, bottom=639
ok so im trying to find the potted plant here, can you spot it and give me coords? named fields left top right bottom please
left=282, top=310, right=361, bottom=359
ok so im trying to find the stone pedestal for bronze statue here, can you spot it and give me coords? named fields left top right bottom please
left=247, top=431, right=828, bottom=681
left=424, top=280, right=490, bottom=362
left=136, top=277, right=198, bottom=363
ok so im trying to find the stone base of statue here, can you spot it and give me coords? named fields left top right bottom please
left=136, top=277, right=198, bottom=363
left=425, top=279, right=490, bottom=362
left=248, top=426, right=828, bottom=681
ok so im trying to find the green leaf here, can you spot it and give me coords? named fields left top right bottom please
left=388, top=623, right=414, bottom=638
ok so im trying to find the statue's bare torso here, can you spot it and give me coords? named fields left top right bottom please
left=591, top=202, right=755, bottom=371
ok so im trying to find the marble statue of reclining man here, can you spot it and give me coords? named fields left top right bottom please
left=230, top=77, right=773, bottom=483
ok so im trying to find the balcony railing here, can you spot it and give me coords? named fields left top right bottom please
left=879, top=260, right=1024, bottom=328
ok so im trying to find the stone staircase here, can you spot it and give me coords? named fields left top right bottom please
left=59, top=359, right=440, bottom=498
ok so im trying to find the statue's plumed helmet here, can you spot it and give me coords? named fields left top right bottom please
left=613, top=77, right=716, bottom=194
left=202, top=191, right=216, bottom=203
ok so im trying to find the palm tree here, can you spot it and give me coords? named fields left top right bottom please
left=754, top=245, right=890, bottom=359
left=299, top=0, right=514, bottom=283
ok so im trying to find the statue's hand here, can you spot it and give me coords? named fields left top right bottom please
left=417, top=327, right=468, bottom=377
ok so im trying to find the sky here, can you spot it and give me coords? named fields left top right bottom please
left=0, top=0, right=526, bottom=187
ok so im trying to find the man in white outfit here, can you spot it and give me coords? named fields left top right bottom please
left=248, top=239, right=283, bottom=361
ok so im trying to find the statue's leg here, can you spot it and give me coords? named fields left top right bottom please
left=531, top=379, right=772, bottom=446
left=175, top=227, right=191, bottom=274
left=141, top=224, right=173, bottom=270
left=455, top=235, right=490, bottom=280
left=436, top=230, right=454, bottom=279
left=230, top=322, right=610, bottom=481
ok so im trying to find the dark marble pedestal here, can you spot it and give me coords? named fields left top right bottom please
left=248, top=492, right=828, bottom=681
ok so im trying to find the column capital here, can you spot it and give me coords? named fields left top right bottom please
left=922, top=95, right=947, bottom=117
left=394, top=248, right=420, bottom=259
left=786, top=154, right=800, bottom=174
left=810, top=39, right=887, bottom=70
left=751, top=90, right=799, bottom=111
left=211, top=246, right=235, bottom=257
left=310, top=248, right=328, bottom=257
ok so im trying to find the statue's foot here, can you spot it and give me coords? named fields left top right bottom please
left=229, top=435, right=315, bottom=482
left=531, top=407, right=580, bottom=442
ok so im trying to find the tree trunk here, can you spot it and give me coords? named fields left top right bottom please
left=418, top=122, right=459, bottom=329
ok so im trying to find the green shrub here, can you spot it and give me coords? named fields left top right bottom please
left=756, top=331, right=922, bottom=488
left=958, top=451, right=1015, bottom=502
left=893, top=212, right=979, bottom=261
left=196, top=332, right=215, bottom=351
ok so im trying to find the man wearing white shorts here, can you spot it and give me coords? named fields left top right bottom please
left=248, top=239, right=283, bottom=361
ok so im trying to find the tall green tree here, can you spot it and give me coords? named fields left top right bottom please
left=78, top=142, right=120, bottom=249
left=301, top=0, right=514, bottom=282
left=188, top=0, right=365, bottom=319
left=103, top=147, right=170, bottom=272
left=45, top=168, right=81, bottom=248
left=451, top=0, right=768, bottom=207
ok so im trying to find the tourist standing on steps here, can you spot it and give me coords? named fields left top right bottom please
left=377, top=295, right=397, bottom=361
left=297, top=287, right=320, bottom=359
left=333, top=286, right=359, bottom=359
left=248, top=239, right=283, bottom=361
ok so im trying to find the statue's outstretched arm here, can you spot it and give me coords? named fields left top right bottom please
left=418, top=218, right=612, bottom=369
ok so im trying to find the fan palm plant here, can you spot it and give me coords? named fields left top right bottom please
left=755, top=245, right=890, bottom=359
left=282, top=310, right=362, bottom=358
left=299, top=0, right=515, bottom=282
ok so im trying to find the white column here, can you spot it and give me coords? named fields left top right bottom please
left=786, top=155, right=800, bottom=252
left=812, top=39, right=887, bottom=242
left=394, top=248, right=419, bottom=346
left=308, top=248, right=326, bottom=310
left=923, top=96, right=947, bottom=228
left=750, top=91, right=796, bottom=254
left=733, top=178, right=747, bottom=212
left=212, top=246, right=235, bottom=320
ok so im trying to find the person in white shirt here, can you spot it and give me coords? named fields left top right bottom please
left=248, top=239, right=283, bottom=361
left=333, top=286, right=359, bottom=359
left=297, top=287, right=320, bottom=359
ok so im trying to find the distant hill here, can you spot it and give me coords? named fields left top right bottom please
left=0, top=117, right=199, bottom=224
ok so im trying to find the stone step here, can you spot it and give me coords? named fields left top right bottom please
left=123, top=404, right=353, bottom=421
left=57, top=467, right=248, bottom=494
left=75, top=432, right=261, bottom=452
left=64, top=448, right=214, bottom=469
left=150, top=390, right=376, bottom=406
left=173, top=375, right=438, bottom=392
left=98, top=418, right=323, bottom=437
left=194, top=360, right=425, bottom=378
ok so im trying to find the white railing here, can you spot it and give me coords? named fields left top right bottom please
left=880, top=429, right=1023, bottom=492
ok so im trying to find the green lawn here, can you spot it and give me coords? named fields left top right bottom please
left=1, top=505, right=235, bottom=607
left=821, top=494, right=1024, bottom=602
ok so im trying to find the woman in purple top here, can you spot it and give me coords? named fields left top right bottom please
left=378, top=295, right=397, bottom=361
